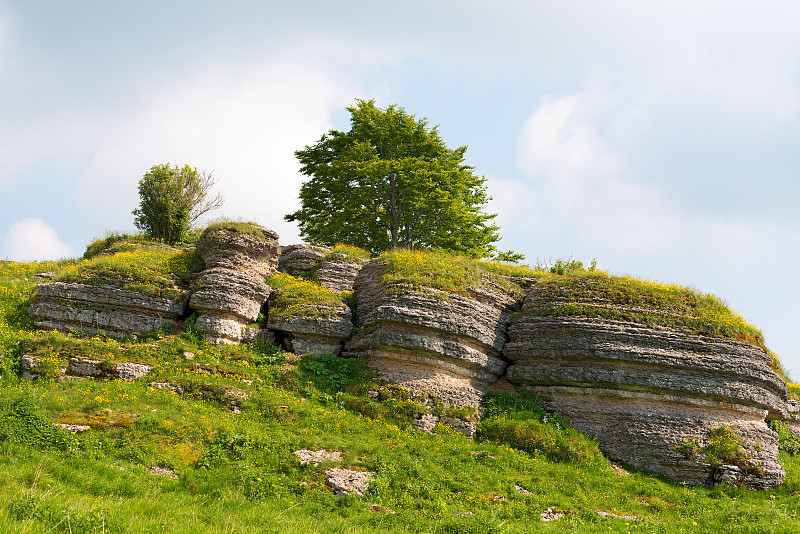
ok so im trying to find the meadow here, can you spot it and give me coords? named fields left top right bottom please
left=0, top=249, right=799, bottom=533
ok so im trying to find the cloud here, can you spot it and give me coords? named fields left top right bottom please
left=1, top=218, right=75, bottom=261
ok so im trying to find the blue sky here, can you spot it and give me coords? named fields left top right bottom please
left=2, top=1, right=799, bottom=377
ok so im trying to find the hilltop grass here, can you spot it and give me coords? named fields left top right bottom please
left=267, top=273, right=348, bottom=319
left=2, top=249, right=799, bottom=532
left=203, top=220, right=273, bottom=240
left=54, top=241, right=203, bottom=300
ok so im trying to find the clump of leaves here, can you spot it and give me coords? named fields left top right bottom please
left=677, top=425, right=763, bottom=476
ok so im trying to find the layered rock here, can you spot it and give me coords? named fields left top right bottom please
left=190, top=225, right=279, bottom=344
left=504, top=283, right=788, bottom=489
left=312, top=253, right=365, bottom=293
left=29, top=282, right=188, bottom=338
left=345, top=259, right=521, bottom=409
left=267, top=306, right=352, bottom=356
left=277, top=244, right=327, bottom=276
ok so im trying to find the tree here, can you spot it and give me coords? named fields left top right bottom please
left=132, top=163, right=224, bottom=244
left=285, top=100, right=501, bottom=257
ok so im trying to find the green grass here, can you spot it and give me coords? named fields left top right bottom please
left=54, top=241, right=203, bottom=300
left=267, top=273, right=348, bottom=319
left=323, top=244, right=372, bottom=263
left=203, top=220, right=274, bottom=240
left=2, top=249, right=800, bottom=532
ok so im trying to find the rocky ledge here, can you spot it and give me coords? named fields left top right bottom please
left=190, top=225, right=279, bottom=344
left=345, top=259, right=521, bottom=409
left=267, top=307, right=352, bottom=356
left=504, top=282, right=788, bottom=489
left=28, top=282, right=188, bottom=338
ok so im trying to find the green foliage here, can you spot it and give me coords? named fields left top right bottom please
left=0, top=392, right=69, bottom=451
left=769, top=420, right=800, bottom=455
left=477, top=390, right=604, bottom=465
left=677, top=426, right=762, bottom=475
left=492, top=250, right=526, bottom=264
left=324, top=244, right=372, bottom=263
left=286, top=99, right=501, bottom=257
left=83, top=231, right=160, bottom=259
left=132, top=163, right=223, bottom=245
left=267, top=272, right=347, bottom=318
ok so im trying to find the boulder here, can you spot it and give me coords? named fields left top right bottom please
left=277, top=244, right=327, bottom=276
left=28, top=282, right=188, bottom=338
left=312, top=253, right=365, bottom=293
left=191, top=225, right=279, bottom=344
left=345, top=259, right=521, bottom=409
left=504, top=282, right=788, bottom=489
left=268, top=308, right=352, bottom=356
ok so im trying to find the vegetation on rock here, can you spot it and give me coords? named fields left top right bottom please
left=267, top=273, right=348, bottom=319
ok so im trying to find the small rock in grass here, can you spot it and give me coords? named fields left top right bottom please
left=293, top=449, right=343, bottom=466
left=514, top=484, right=531, bottom=495
left=540, top=508, right=565, bottom=521
left=147, top=466, right=178, bottom=480
left=55, top=423, right=90, bottom=433
left=324, top=468, right=375, bottom=497
left=597, top=510, right=639, bottom=522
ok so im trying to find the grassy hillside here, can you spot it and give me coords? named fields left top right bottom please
left=1, top=251, right=799, bottom=533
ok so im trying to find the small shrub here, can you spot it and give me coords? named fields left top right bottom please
left=768, top=420, right=800, bottom=455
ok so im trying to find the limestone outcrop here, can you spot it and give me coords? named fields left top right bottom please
left=278, top=244, right=327, bottom=276
left=504, top=281, right=788, bottom=489
left=28, top=282, right=188, bottom=338
left=190, top=225, right=279, bottom=344
left=345, top=259, right=522, bottom=409
left=267, top=309, right=352, bottom=356
left=312, top=253, right=365, bottom=293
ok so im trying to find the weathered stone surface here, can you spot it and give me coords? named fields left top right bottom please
left=324, top=468, right=375, bottom=497
left=278, top=244, right=327, bottom=276
left=67, top=357, right=152, bottom=381
left=268, top=308, right=352, bottom=356
left=191, top=225, right=279, bottom=344
left=293, top=449, right=343, bottom=466
left=20, top=354, right=42, bottom=380
left=504, top=284, right=788, bottom=489
left=195, top=226, right=280, bottom=280
left=312, top=254, right=364, bottom=292
left=345, top=260, right=521, bottom=409
left=28, top=282, right=188, bottom=338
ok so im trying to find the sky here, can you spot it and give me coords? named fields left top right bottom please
left=1, top=1, right=799, bottom=377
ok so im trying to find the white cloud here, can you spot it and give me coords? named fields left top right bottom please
left=73, top=52, right=363, bottom=243
left=1, top=218, right=75, bottom=261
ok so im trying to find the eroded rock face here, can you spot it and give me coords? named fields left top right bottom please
left=504, top=285, right=788, bottom=489
left=28, top=282, right=188, bottom=338
left=191, top=226, right=279, bottom=344
left=267, top=308, right=352, bottom=356
left=312, top=253, right=365, bottom=293
left=345, top=260, right=521, bottom=409
left=278, top=244, right=327, bottom=276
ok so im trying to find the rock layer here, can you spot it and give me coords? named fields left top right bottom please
left=267, top=308, right=352, bottom=356
left=190, top=226, right=279, bottom=344
left=29, top=282, right=188, bottom=338
left=312, top=253, right=364, bottom=293
left=504, top=284, right=788, bottom=489
left=277, top=244, right=327, bottom=276
left=345, top=260, right=521, bottom=409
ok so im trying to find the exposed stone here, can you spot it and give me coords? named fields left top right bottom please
left=55, top=423, right=90, bottom=433
left=412, top=414, right=439, bottom=432
left=191, top=225, right=279, bottom=344
left=28, top=282, right=188, bottom=338
left=67, top=357, right=151, bottom=381
left=597, top=511, right=639, bottom=522
left=194, top=226, right=280, bottom=280
left=293, top=449, right=343, bottom=466
left=345, top=259, right=522, bottom=410
left=540, top=508, right=565, bottom=522
left=150, top=381, right=184, bottom=394
left=20, top=354, right=42, bottom=380
left=278, top=244, right=327, bottom=276
left=324, top=468, right=375, bottom=497
left=514, top=484, right=531, bottom=495
left=147, top=466, right=178, bottom=480
left=268, top=307, right=352, bottom=356
left=504, top=282, right=788, bottom=489
left=443, top=416, right=477, bottom=439
left=312, top=254, right=364, bottom=292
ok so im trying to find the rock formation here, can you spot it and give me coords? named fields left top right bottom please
left=277, top=244, right=327, bottom=276
left=345, top=259, right=522, bottom=410
left=504, top=280, right=788, bottom=489
left=267, top=309, right=352, bottom=356
left=312, top=253, right=365, bottom=292
left=28, top=282, right=188, bottom=338
left=190, top=225, right=279, bottom=344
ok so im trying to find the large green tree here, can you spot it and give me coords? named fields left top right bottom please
left=285, top=100, right=501, bottom=257
left=132, top=163, right=224, bottom=244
